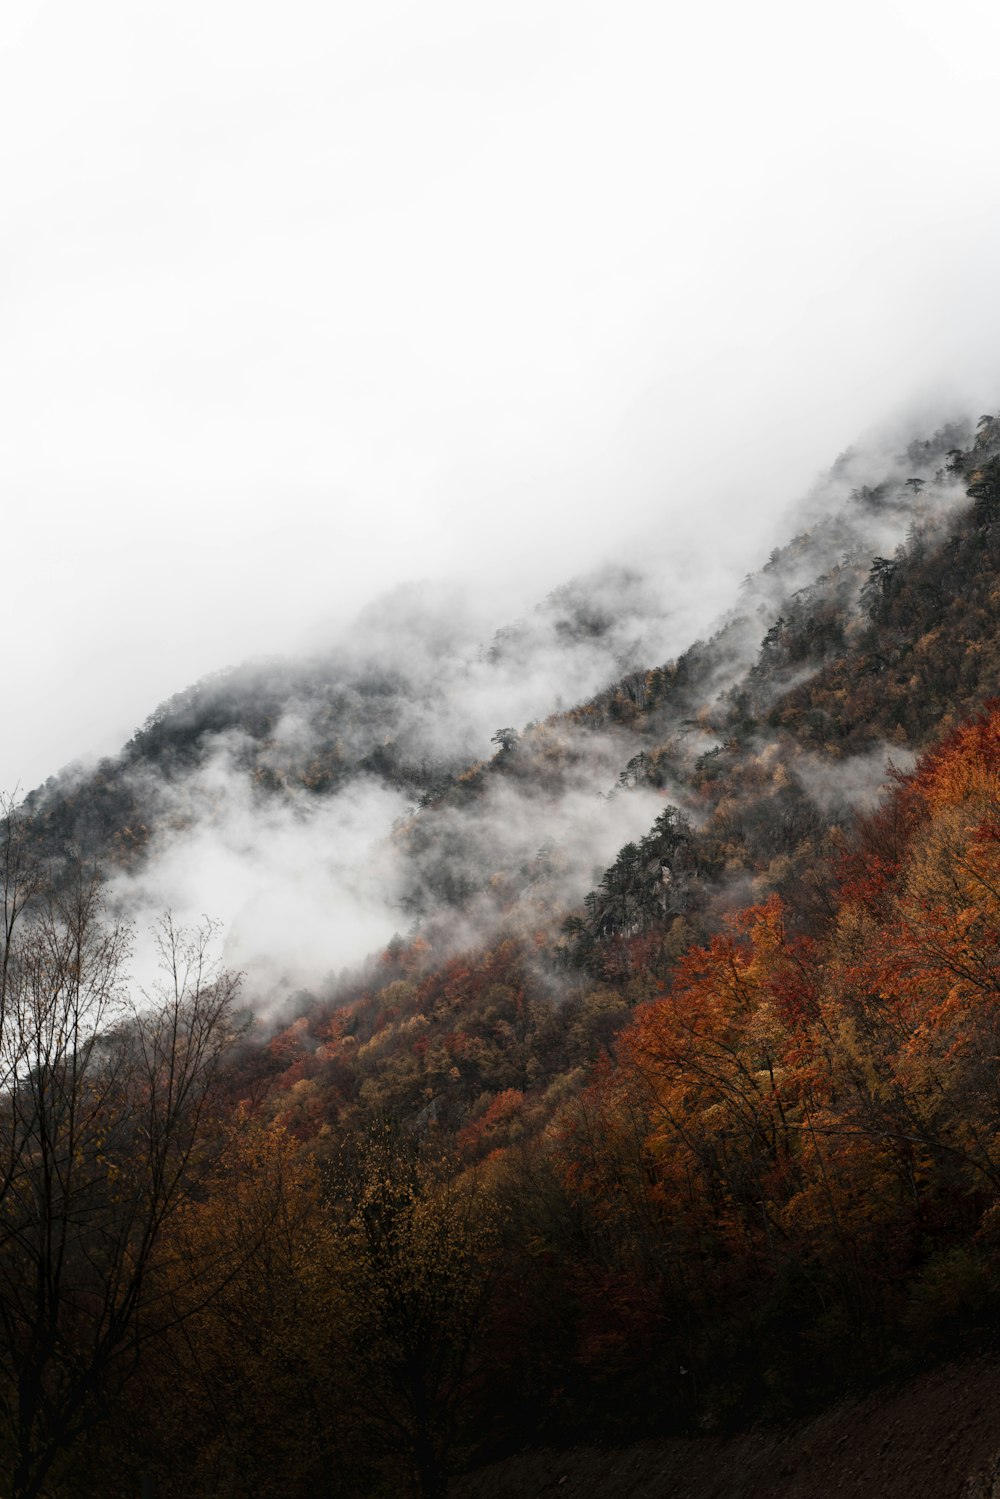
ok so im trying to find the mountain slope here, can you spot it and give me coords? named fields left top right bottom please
left=10, top=405, right=1000, bottom=1496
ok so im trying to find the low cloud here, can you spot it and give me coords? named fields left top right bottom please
left=107, top=744, right=411, bottom=1001
left=794, top=745, right=917, bottom=816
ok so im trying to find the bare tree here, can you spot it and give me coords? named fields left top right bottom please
left=0, top=804, right=241, bottom=1499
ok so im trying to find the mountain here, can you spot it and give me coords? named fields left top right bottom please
left=5, top=407, right=1000, bottom=1497
left=20, top=413, right=986, bottom=990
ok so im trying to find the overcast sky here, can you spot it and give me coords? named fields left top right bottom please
left=2, top=0, right=999, bottom=793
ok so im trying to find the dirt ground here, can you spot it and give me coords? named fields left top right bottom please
left=453, top=1354, right=1000, bottom=1498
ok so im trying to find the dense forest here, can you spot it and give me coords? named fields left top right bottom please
left=5, top=411, right=1000, bottom=1496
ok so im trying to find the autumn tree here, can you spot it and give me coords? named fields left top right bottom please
left=133, top=1121, right=338, bottom=1499
left=325, top=1123, right=499, bottom=1499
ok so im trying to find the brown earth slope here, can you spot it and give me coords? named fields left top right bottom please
left=454, top=1355, right=1000, bottom=1499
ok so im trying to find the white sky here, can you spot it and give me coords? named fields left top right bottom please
left=2, top=0, right=1000, bottom=792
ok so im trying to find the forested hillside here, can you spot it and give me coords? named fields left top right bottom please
left=5, top=411, right=1000, bottom=1496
